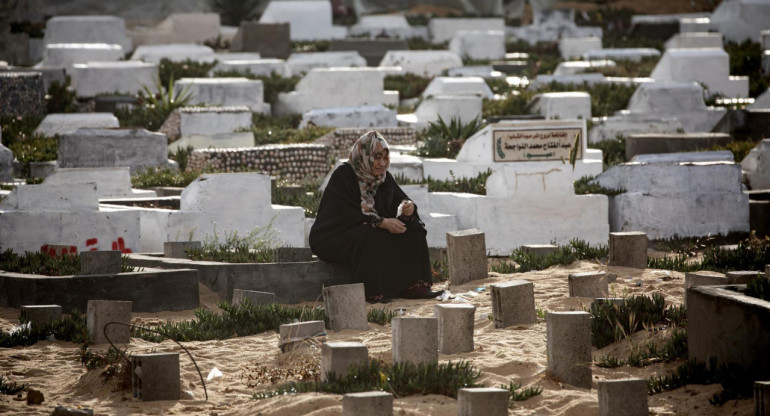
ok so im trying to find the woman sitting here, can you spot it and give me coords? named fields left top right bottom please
left=309, top=130, right=439, bottom=302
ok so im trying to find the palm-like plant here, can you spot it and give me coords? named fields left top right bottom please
left=416, top=115, right=484, bottom=159
left=138, top=75, right=193, bottom=124
left=209, top=0, right=264, bottom=26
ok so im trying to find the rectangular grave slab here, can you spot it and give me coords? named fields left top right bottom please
left=392, top=317, right=438, bottom=365
left=132, top=353, right=180, bottom=401
left=447, top=229, right=487, bottom=286
left=491, top=280, right=536, bottom=328
left=726, top=270, right=763, bottom=285
left=87, top=300, right=132, bottom=344
left=163, top=241, right=202, bottom=259
left=598, top=379, right=648, bottom=416
left=521, top=244, right=558, bottom=257
left=279, top=320, right=326, bottom=352
left=21, top=304, right=62, bottom=325
left=321, top=342, right=368, bottom=382
left=626, top=133, right=732, bottom=160
left=457, top=387, right=509, bottom=416
left=546, top=311, right=592, bottom=389
left=58, top=128, right=171, bottom=174
left=343, top=391, right=393, bottom=416
left=568, top=271, right=608, bottom=298
left=609, top=231, right=648, bottom=269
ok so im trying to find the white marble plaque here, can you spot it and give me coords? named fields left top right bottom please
left=493, top=126, right=583, bottom=162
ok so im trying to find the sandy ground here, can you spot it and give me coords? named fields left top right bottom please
left=0, top=260, right=754, bottom=415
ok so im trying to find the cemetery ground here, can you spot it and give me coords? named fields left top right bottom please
left=0, top=249, right=761, bottom=415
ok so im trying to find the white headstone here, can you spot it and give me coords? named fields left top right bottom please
left=299, top=104, right=397, bottom=129
left=259, top=0, right=347, bottom=41
left=44, top=16, right=131, bottom=53
left=530, top=92, right=591, bottom=120
left=664, top=32, right=723, bottom=49
left=211, top=58, right=289, bottom=77
left=448, top=30, right=505, bottom=61
left=379, top=50, right=463, bottom=77
left=131, top=44, right=216, bottom=64
left=422, top=76, right=493, bottom=99
left=559, top=37, right=602, bottom=59
left=175, top=78, right=270, bottom=114
left=35, top=113, right=120, bottom=137
left=71, top=61, right=158, bottom=97
left=42, top=167, right=155, bottom=199
left=650, top=48, right=749, bottom=98
left=709, top=0, right=770, bottom=43
left=286, top=51, right=367, bottom=76
left=38, top=43, right=123, bottom=70
left=429, top=18, right=505, bottom=44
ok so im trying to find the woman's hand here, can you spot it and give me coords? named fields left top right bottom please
left=401, top=200, right=415, bottom=217
left=379, top=218, right=407, bottom=234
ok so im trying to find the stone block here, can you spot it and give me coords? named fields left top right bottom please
left=0, top=72, right=45, bottom=117
left=211, top=59, right=288, bottom=78
left=321, top=342, right=368, bottom=382
left=342, top=391, right=393, bottom=416
left=163, top=241, right=202, bottom=259
left=651, top=48, right=748, bottom=98
left=598, top=379, right=648, bottom=416
left=179, top=106, right=252, bottom=136
left=531, top=92, right=591, bottom=120
left=80, top=250, right=122, bottom=275
left=664, top=32, right=723, bottom=50
left=232, top=289, right=276, bottom=306
left=129, top=13, right=220, bottom=48
left=421, top=76, right=493, bottom=99
left=299, top=104, right=397, bottom=129
left=434, top=304, right=475, bottom=354
left=87, top=300, right=132, bottom=344
left=392, top=317, right=438, bottom=365
left=348, top=15, right=422, bottom=39
left=259, top=0, right=346, bottom=41
left=726, top=270, right=763, bottom=285
left=230, top=22, right=291, bottom=59
left=559, top=36, right=602, bottom=59
left=279, top=320, right=326, bottom=352
left=34, top=113, right=119, bottom=137
left=71, top=61, right=158, bottom=98
left=58, top=128, right=170, bottom=174
left=130, top=44, right=215, bottom=64
left=490, top=280, right=536, bottom=328
left=457, top=387, right=509, bottom=416
left=429, top=18, right=505, bottom=44
left=449, top=30, right=505, bottom=61
left=546, top=311, right=592, bottom=389
left=323, top=284, right=368, bottom=331
left=0, top=183, right=98, bottom=213
left=756, top=381, right=770, bottom=416
left=626, top=133, right=732, bottom=160
left=175, top=78, right=270, bottom=114
left=131, top=353, right=180, bottom=401
left=379, top=50, right=462, bottom=77
left=40, top=43, right=123, bottom=69
left=446, top=229, right=487, bottom=286
left=609, top=231, right=648, bottom=269
left=21, top=304, right=62, bottom=325
left=286, top=51, right=366, bottom=76
left=44, top=16, right=131, bottom=52
left=330, top=39, right=409, bottom=67
left=521, top=244, right=558, bottom=257
left=751, top=200, right=770, bottom=238
left=274, top=247, right=313, bottom=263
left=408, top=94, right=482, bottom=128
left=568, top=271, right=608, bottom=298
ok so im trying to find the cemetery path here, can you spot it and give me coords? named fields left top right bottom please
left=0, top=261, right=754, bottom=415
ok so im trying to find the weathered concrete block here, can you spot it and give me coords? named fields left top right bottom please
left=21, top=304, right=62, bottom=325
left=726, top=270, right=763, bottom=285
left=568, top=271, right=608, bottom=298
left=230, top=22, right=291, bottom=59
left=0, top=142, right=13, bottom=182
left=609, top=231, right=647, bottom=269
left=58, top=128, right=171, bottom=174
left=546, top=311, right=592, bottom=389
left=232, top=289, right=276, bottom=306
left=274, top=247, right=313, bottom=263
left=684, top=271, right=727, bottom=293
left=457, top=387, right=509, bottom=416
left=434, top=304, right=475, bottom=354
left=0, top=72, right=46, bottom=117
left=392, top=317, right=438, bottom=365
left=163, top=241, right=202, bottom=259
left=321, top=342, right=368, bottom=382
left=521, top=244, right=558, bottom=257
left=342, top=391, right=393, bottom=416
left=87, top=300, right=132, bottom=344
left=279, top=320, right=326, bottom=352
left=490, top=280, right=536, bottom=328
left=131, top=353, right=180, bottom=401
left=598, top=379, right=648, bottom=416
left=626, top=133, right=732, bottom=160
left=323, top=284, right=368, bottom=331
left=446, top=229, right=487, bottom=286
left=72, top=61, right=158, bottom=98
left=756, top=381, right=770, bottom=416
left=80, top=250, right=122, bottom=275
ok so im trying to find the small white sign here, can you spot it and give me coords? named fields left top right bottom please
left=492, top=127, right=583, bottom=162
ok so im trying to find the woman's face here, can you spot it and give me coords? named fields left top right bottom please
left=371, top=148, right=389, bottom=176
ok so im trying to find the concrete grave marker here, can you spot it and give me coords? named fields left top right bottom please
left=175, top=78, right=270, bottom=114
left=343, top=391, right=393, bottom=416
left=650, top=48, right=748, bottom=98
left=58, top=128, right=172, bottom=174
left=330, top=39, right=409, bottom=66
left=429, top=18, right=505, bottom=44
left=446, top=229, right=487, bottom=286
left=598, top=379, right=648, bottom=416
left=279, top=320, right=326, bottom=352
left=449, top=30, right=505, bottom=61
left=756, top=381, right=770, bottom=416
left=71, top=61, right=157, bottom=98
left=434, top=304, right=475, bottom=354
left=130, top=44, right=215, bottom=64
left=392, top=317, right=438, bottom=365
left=323, top=283, right=368, bottom=331
left=259, top=1, right=346, bottom=41
left=321, top=342, right=368, bottom=382
left=379, top=50, right=462, bottom=77
left=230, top=22, right=291, bottom=59
left=34, top=113, right=119, bottom=137
left=80, top=250, right=122, bottom=275
left=0, top=72, right=46, bottom=117
left=521, top=244, right=558, bottom=257
left=490, top=280, right=537, bottom=328
left=21, top=305, right=62, bottom=326
left=43, top=16, right=131, bottom=52
left=37, top=43, right=123, bottom=70
left=546, top=311, right=592, bottom=389
left=129, top=13, right=220, bottom=47
left=131, top=353, right=180, bottom=401
left=457, top=387, right=509, bottom=416
left=609, top=231, right=647, bottom=269
left=87, top=300, right=132, bottom=344
left=286, top=51, right=366, bottom=76
left=568, top=271, right=608, bottom=298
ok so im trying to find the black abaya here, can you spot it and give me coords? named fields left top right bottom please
left=309, top=163, right=432, bottom=298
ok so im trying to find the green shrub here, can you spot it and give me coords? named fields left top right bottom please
left=7, top=133, right=58, bottom=178
left=158, top=58, right=218, bottom=88
left=0, top=375, right=25, bottom=395
left=0, top=249, right=136, bottom=276
left=503, top=381, right=543, bottom=405
left=131, top=167, right=203, bottom=188
left=648, top=237, right=770, bottom=273
left=252, top=112, right=303, bottom=129
left=588, top=136, right=627, bottom=169
left=589, top=294, right=686, bottom=348
left=115, top=76, right=193, bottom=131
left=593, top=56, right=660, bottom=78
left=46, top=76, right=77, bottom=113
left=482, top=91, right=535, bottom=119
left=537, top=81, right=636, bottom=118
left=490, top=239, right=608, bottom=274
left=416, top=116, right=484, bottom=159
left=573, top=175, right=625, bottom=196
left=623, top=328, right=688, bottom=367
left=0, top=115, right=44, bottom=147
left=169, top=145, right=195, bottom=172
left=384, top=74, right=433, bottom=100
left=185, top=225, right=279, bottom=263
left=208, top=0, right=263, bottom=26
left=725, top=40, right=770, bottom=98
left=291, top=40, right=331, bottom=53
left=272, top=179, right=323, bottom=218
left=746, top=272, right=770, bottom=301
left=0, top=310, right=88, bottom=348
left=505, top=40, right=561, bottom=77
left=367, top=307, right=395, bottom=325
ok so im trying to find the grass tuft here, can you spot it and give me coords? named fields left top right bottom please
left=490, top=239, right=608, bottom=274
left=0, top=375, right=25, bottom=395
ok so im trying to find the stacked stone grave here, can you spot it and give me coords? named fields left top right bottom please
left=314, top=127, right=417, bottom=159
left=650, top=48, right=749, bottom=98
left=186, top=144, right=329, bottom=182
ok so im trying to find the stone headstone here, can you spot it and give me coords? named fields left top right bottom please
left=343, top=391, right=393, bottom=416
left=448, top=30, right=505, bottom=61
left=709, top=0, right=770, bottom=43
left=742, top=139, right=770, bottom=190
left=72, top=61, right=158, bottom=97
left=446, top=229, right=487, bottom=286
left=329, top=39, right=409, bottom=67
left=279, top=320, right=326, bottom=352
left=568, top=271, right=608, bottom=298
left=176, top=78, right=270, bottom=114
left=179, top=106, right=252, bottom=136
left=490, top=280, right=536, bottom=328
left=379, top=50, right=463, bottom=77
left=323, top=283, right=368, bottom=331
left=521, top=244, right=558, bottom=257
left=130, top=44, right=215, bottom=64
left=664, top=32, right=723, bottom=50
left=58, top=128, right=171, bottom=174
left=321, top=342, right=368, bottom=382
left=584, top=48, right=660, bottom=62
left=609, top=231, right=647, bottom=269
left=259, top=0, right=346, bottom=41
left=131, top=353, right=181, bottom=401
left=39, top=43, right=123, bottom=70
left=434, top=304, right=475, bottom=354
left=43, top=15, right=131, bottom=52
left=163, top=241, right=201, bottom=259
left=546, top=311, right=592, bottom=389
left=421, top=76, right=493, bottom=99
left=230, top=22, right=291, bottom=59
left=21, top=304, right=63, bottom=325
left=80, top=250, right=122, bottom=275
left=726, top=270, right=762, bottom=285
left=598, top=379, right=648, bottom=416
left=34, top=113, right=120, bottom=137
left=457, top=387, right=509, bottom=416
left=299, top=104, right=397, bottom=129
left=349, top=15, right=423, bottom=39
left=0, top=183, right=99, bottom=212
left=391, top=317, right=438, bottom=365
left=0, top=72, right=45, bottom=117
left=651, top=48, right=749, bottom=98
left=559, top=36, right=602, bottom=59
left=87, top=300, right=132, bottom=344
left=286, top=51, right=366, bottom=76
left=403, top=94, right=482, bottom=129
left=429, top=18, right=505, bottom=44
left=531, top=92, right=591, bottom=120
left=211, top=58, right=289, bottom=78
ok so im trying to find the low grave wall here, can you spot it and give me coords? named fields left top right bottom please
left=315, top=127, right=417, bottom=159
left=186, top=144, right=330, bottom=181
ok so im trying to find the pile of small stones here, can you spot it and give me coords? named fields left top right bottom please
left=315, top=127, right=418, bottom=159
left=187, top=144, right=330, bottom=181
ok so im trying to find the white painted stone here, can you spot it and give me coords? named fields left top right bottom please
left=560, top=36, right=602, bottom=59
left=0, top=183, right=98, bottom=212
left=741, top=139, right=770, bottom=190
left=43, top=15, right=131, bottom=53
left=400, top=184, right=458, bottom=249
left=553, top=60, right=616, bottom=76
left=448, top=30, right=505, bottom=61
left=508, top=8, right=602, bottom=44
left=764, top=51, right=770, bottom=75
left=530, top=92, right=591, bottom=120
left=214, top=52, right=262, bottom=61
left=275, top=67, right=398, bottom=117
left=35, top=113, right=119, bottom=137
left=749, top=88, right=770, bottom=110
left=71, top=61, right=158, bottom=97
left=679, top=17, right=712, bottom=33
left=131, top=44, right=215, bottom=64
left=286, top=51, right=366, bottom=76
left=664, top=32, right=723, bottom=49
left=58, top=128, right=172, bottom=174
left=379, top=50, right=463, bottom=77
left=650, top=48, right=749, bottom=98
left=179, top=106, right=253, bottom=136
left=589, top=118, right=683, bottom=144
left=349, top=15, right=423, bottom=39
left=593, top=162, right=749, bottom=239
left=446, top=66, right=505, bottom=78
left=169, top=132, right=255, bottom=152
left=129, top=13, right=220, bottom=47
left=37, top=43, right=123, bottom=70
left=298, top=104, right=397, bottom=129
left=761, top=30, right=770, bottom=51
left=400, top=95, right=482, bottom=129
left=430, top=18, right=504, bottom=44
left=422, top=76, right=493, bottom=99
left=709, top=0, right=770, bottom=43
left=0, top=142, right=12, bottom=182
left=259, top=0, right=347, bottom=41
left=631, top=150, right=734, bottom=163
left=529, top=73, right=607, bottom=88
left=583, top=48, right=660, bottom=62
left=175, top=78, right=270, bottom=114
left=43, top=167, right=156, bottom=199
left=211, top=59, right=289, bottom=77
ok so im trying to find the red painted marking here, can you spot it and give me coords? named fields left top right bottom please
left=112, top=241, right=118, bottom=250
left=48, top=248, right=56, bottom=257
left=69, top=246, right=77, bottom=254
left=86, top=238, right=98, bottom=246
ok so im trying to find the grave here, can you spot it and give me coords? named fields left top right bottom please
left=34, top=113, right=119, bottom=137
left=71, top=61, right=158, bottom=97
left=131, top=353, right=180, bottom=401
left=447, top=66, right=505, bottom=78
left=629, top=150, right=734, bottom=164
left=37, top=43, right=123, bottom=70
left=80, top=250, right=122, bottom=275
left=664, top=32, right=723, bottom=49
left=21, top=305, right=62, bottom=325
left=709, top=0, right=770, bottom=43
left=421, top=77, right=493, bottom=99
left=559, top=36, right=602, bottom=59
left=583, top=48, right=660, bottom=62
left=348, top=15, right=425, bottom=39
left=490, top=280, right=537, bottom=328
left=43, top=16, right=132, bottom=53
left=298, top=104, right=397, bottom=129
left=259, top=0, right=347, bottom=41
left=449, top=30, right=505, bottom=61
left=0, top=72, right=45, bottom=117
left=43, top=167, right=156, bottom=199
left=399, top=184, right=458, bottom=249
left=457, top=387, right=509, bottom=416
left=446, top=229, right=487, bottom=286
left=684, top=271, right=727, bottom=295
left=398, top=94, right=482, bottom=129
left=274, top=67, right=398, bottom=117
left=342, top=391, right=393, bottom=416
left=323, top=283, right=368, bottom=331
left=609, top=231, right=648, bottom=269
left=530, top=92, right=591, bottom=120
left=279, top=320, right=326, bottom=352
left=379, top=51, right=463, bottom=77
left=434, top=304, right=475, bottom=354
left=130, top=44, right=215, bottom=64
left=546, top=311, right=592, bottom=388
left=163, top=241, right=202, bottom=259
left=530, top=72, right=607, bottom=88
left=598, top=379, right=648, bottom=416
left=521, top=244, right=558, bottom=257
left=129, top=13, right=220, bottom=47
left=229, top=22, right=291, bottom=59
left=650, top=48, right=749, bottom=98
left=725, top=270, right=762, bottom=285
left=392, top=317, right=438, bottom=365
left=592, top=161, right=749, bottom=239
left=175, top=78, right=270, bottom=114
left=553, top=60, right=616, bottom=76
left=679, top=16, right=711, bottom=33
left=321, top=342, right=368, bottom=382
left=568, top=271, right=608, bottom=298
left=286, top=51, right=366, bottom=76
left=742, top=139, right=770, bottom=190
left=231, top=289, right=276, bottom=306
left=58, top=128, right=173, bottom=174
left=757, top=381, right=770, bottom=416
left=0, top=141, right=12, bottom=182
left=210, top=58, right=288, bottom=77
left=508, top=8, right=602, bottom=44
left=87, top=299, right=132, bottom=344
left=178, top=106, right=252, bottom=137
left=329, top=39, right=409, bottom=67
left=429, top=18, right=505, bottom=44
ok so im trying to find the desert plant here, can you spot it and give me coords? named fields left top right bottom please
left=416, top=116, right=484, bottom=159
left=0, top=310, right=88, bottom=348
left=589, top=294, right=686, bottom=349
left=367, top=307, right=395, bottom=325
left=384, top=74, right=433, bottom=100
left=185, top=225, right=279, bottom=263
left=208, top=0, right=263, bottom=26
left=588, top=136, right=626, bottom=169
left=0, top=375, right=25, bottom=395
left=503, top=381, right=543, bottom=405
left=573, top=175, right=625, bottom=196
left=131, top=167, right=203, bottom=188
left=169, top=145, right=195, bottom=172
left=0, top=249, right=137, bottom=276
left=46, top=76, right=77, bottom=113
left=158, top=58, right=218, bottom=88
left=490, top=239, right=608, bottom=274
